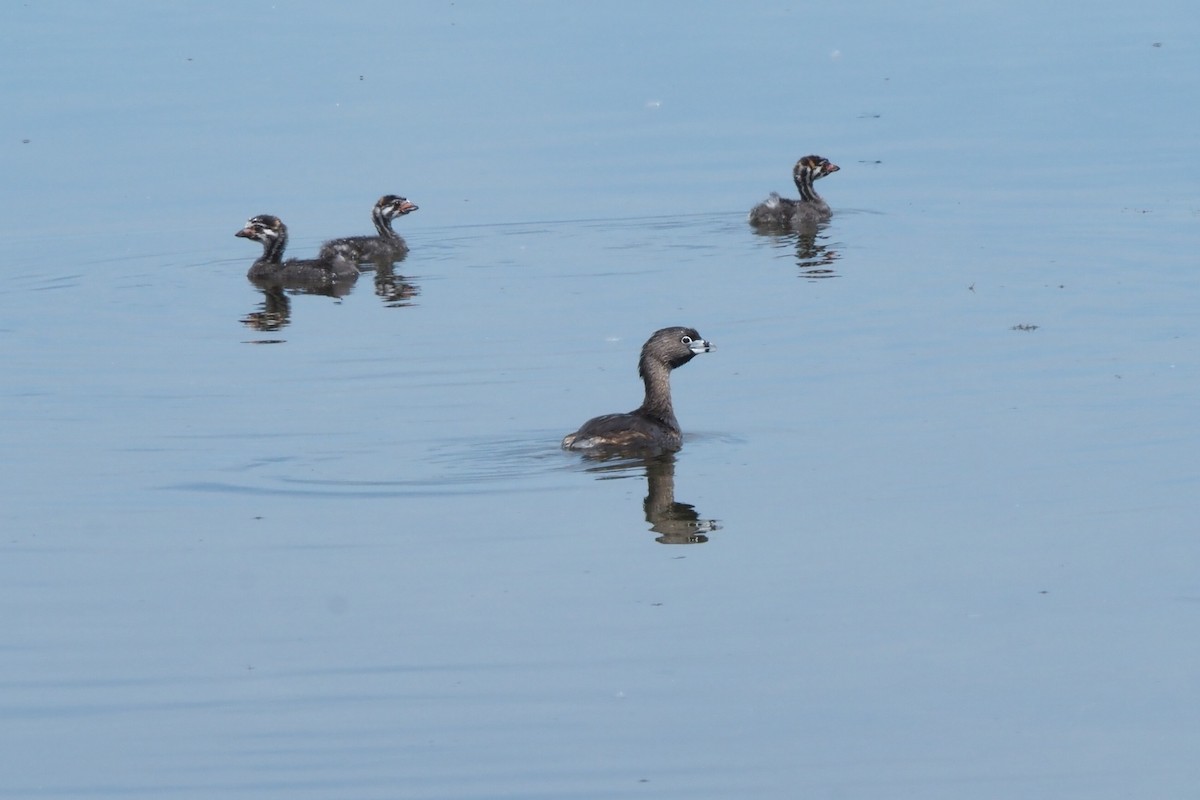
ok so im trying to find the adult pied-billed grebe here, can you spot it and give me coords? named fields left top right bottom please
left=748, top=155, right=840, bottom=228
left=235, top=214, right=359, bottom=284
left=319, top=194, right=418, bottom=266
left=562, top=326, right=714, bottom=455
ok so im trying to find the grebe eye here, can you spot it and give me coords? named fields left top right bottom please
left=680, top=336, right=692, bottom=344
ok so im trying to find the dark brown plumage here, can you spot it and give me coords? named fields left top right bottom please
left=236, top=215, right=358, bottom=285
left=562, top=326, right=714, bottom=455
left=319, top=194, right=419, bottom=266
left=748, top=155, right=839, bottom=228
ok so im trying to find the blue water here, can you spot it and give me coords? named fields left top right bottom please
left=3, top=1, right=1199, bottom=798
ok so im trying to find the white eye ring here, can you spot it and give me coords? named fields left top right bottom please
left=680, top=336, right=692, bottom=344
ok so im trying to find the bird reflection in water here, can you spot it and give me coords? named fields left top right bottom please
left=323, top=227, right=420, bottom=307
left=753, top=226, right=840, bottom=280
left=370, top=258, right=421, bottom=308
left=791, top=226, right=840, bottom=278
left=752, top=225, right=840, bottom=279
left=583, top=453, right=720, bottom=545
left=239, top=278, right=355, bottom=333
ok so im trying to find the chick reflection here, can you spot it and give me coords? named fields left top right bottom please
left=585, top=454, right=720, bottom=544
left=371, top=260, right=420, bottom=308
left=240, top=278, right=354, bottom=333
left=792, top=227, right=840, bottom=278
left=752, top=226, right=840, bottom=279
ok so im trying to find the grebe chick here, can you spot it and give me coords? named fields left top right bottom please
left=235, top=215, right=358, bottom=284
left=748, top=155, right=840, bottom=228
left=562, top=326, right=714, bottom=455
left=319, top=194, right=418, bottom=266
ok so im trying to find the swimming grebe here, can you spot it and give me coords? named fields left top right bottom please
left=235, top=214, right=359, bottom=284
left=319, top=194, right=418, bottom=266
left=748, top=155, right=840, bottom=228
left=562, top=326, right=713, bottom=454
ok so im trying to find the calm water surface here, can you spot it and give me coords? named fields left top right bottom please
left=2, top=1, right=1199, bottom=798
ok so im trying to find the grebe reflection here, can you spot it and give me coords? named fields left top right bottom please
left=582, top=453, right=720, bottom=545
left=240, top=278, right=354, bottom=334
